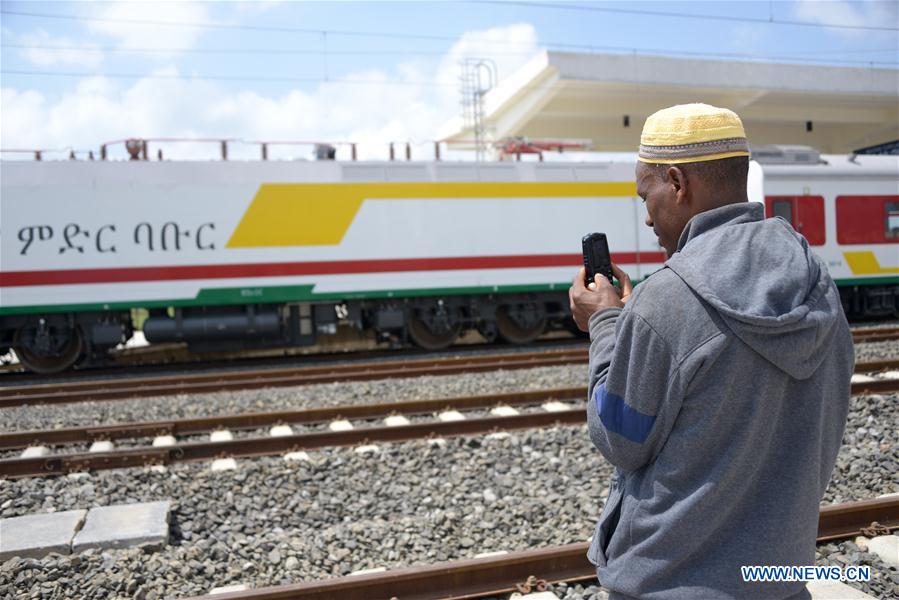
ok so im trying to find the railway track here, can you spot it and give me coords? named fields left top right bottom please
left=3, top=365, right=897, bottom=479
left=3, top=358, right=898, bottom=452
left=2, top=344, right=898, bottom=410
left=182, top=497, right=899, bottom=600
left=0, top=347, right=587, bottom=409
left=0, top=322, right=893, bottom=381
left=0, top=335, right=587, bottom=380
left=852, top=325, right=899, bottom=343
left=0, top=402, right=586, bottom=479
left=0, top=386, right=584, bottom=451
left=0, top=320, right=893, bottom=381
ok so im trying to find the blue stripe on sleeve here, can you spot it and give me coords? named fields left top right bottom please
left=594, top=383, right=657, bottom=444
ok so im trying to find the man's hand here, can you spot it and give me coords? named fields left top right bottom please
left=569, top=264, right=634, bottom=332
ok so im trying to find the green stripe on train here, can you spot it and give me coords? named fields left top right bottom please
left=1, top=275, right=896, bottom=316
left=0, top=282, right=572, bottom=315
left=834, top=276, right=899, bottom=286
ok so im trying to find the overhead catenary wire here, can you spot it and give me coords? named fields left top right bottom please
left=469, top=0, right=899, bottom=32
left=0, top=69, right=444, bottom=86
left=2, top=5, right=898, bottom=48
left=4, top=53, right=897, bottom=94
left=2, top=8, right=896, bottom=76
left=0, top=43, right=539, bottom=57
left=2, top=42, right=897, bottom=66
left=1, top=8, right=524, bottom=43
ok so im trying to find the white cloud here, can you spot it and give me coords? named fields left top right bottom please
left=14, top=29, right=104, bottom=68
left=437, top=23, right=539, bottom=86
left=792, top=0, right=899, bottom=37
left=0, top=89, right=48, bottom=148
left=0, top=24, right=540, bottom=160
left=87, top=0, right=211, bottom=55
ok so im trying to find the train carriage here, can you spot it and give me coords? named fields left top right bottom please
left=0, top=147, right=896, bottom=372
left=759, top=150, right=899, bottom=317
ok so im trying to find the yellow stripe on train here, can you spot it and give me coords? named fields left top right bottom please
left=844, top=251, right=899, bottom=275
left=226, top=182, right=636, bottom=248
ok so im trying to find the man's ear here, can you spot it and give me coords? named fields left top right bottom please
left=666, top=165, right=688, bottom=205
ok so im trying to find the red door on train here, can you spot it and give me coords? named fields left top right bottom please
left=765, top=196, right=826, bottom=245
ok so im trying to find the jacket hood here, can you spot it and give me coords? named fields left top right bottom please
left=665, top=202, right=844, bottom=379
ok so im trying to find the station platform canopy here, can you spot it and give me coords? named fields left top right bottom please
left=439, top=51, right=899, bottom=155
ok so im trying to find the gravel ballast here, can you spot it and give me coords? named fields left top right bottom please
left=2, top=390, right=897, bottom=599
left=854, top=340, right=899, bottom=362
left=825, top=393, right=898, bottom=505
left=1, top=426, right=610, bottom=598
left=1, top=336, right=897, bottom=599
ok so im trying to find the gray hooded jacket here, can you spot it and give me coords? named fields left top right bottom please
left=586, top=202, right=853, bottom=599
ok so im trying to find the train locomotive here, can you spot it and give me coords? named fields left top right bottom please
left=1, top=145, right=897, bottom=372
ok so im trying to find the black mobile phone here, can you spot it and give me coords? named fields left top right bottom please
left=582, top=232, right=614, bottom=286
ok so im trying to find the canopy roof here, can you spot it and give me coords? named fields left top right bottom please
left=439, top=52, right=899, bottom=154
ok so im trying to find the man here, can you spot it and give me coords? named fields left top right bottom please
left=569, top=103, right=853, bottom=599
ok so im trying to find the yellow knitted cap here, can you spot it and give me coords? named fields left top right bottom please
left=638, top=103, right=749, bottom=164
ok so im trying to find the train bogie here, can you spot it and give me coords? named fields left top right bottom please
left=0, top=311, right=131, bottom=373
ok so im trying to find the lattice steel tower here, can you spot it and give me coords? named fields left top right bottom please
left=458, top=59, right=497, bottom=161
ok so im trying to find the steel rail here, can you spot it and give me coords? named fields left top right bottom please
left=3, top=350, right=896, bottom=411
left=849, top=377, right=899, bottom=395
left=0, top=347, right=587, bottom=395
left=855, top=357, right=899, bottom=372
left=5, top=373, right=899, bottom=478
left=200, top=543, right=596, bottom=600
left=0, top=349, right=587, bottom=408
left=0, top=387, right=585, bottom=450
left=0, top=324, right=890, bottom=382
left=0, top=408, right=588, bottom=478
left=4, top=361, right=898, bottom=451
left=852, top=326, right=899, bottom=343
left=185, top=497, right=899, bottom=600
left=817, top=496, right=899, bottom=541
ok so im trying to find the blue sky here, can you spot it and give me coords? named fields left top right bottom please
left=1, top=0, right=897, bottom=159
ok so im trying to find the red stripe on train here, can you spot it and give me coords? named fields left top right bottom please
left=0, top=252, right=667, bottom=287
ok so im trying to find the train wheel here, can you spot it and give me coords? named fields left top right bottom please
left=563, top=316, right=588, bottom=338
left=13, top=319, right=84, bottom=373
left=496, top=302, right=547, bottom=344
left=407, top=303, right=462, bottom=350
left=476, top=320, right=499, bottom=343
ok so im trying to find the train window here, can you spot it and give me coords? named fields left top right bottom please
left=887, top=202, right=899, bottom=240
left=836, top=195, right=899, bottom=244
left=772, top=200, right=793, bottom=224
left=765, top=196, right=825, bottom=246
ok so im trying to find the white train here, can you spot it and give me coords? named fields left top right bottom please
left=1, top=146, right=896, bottom=372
